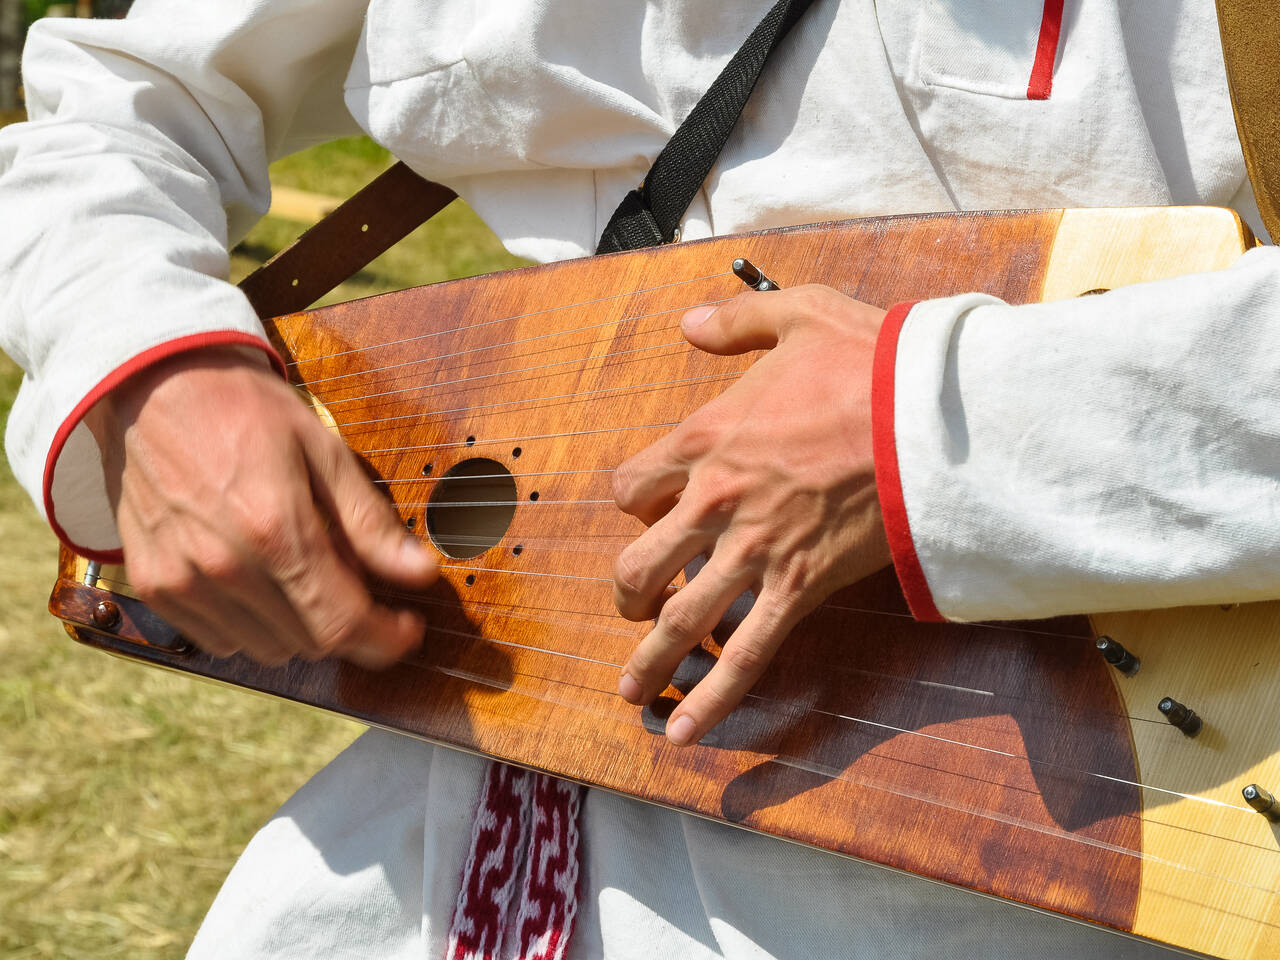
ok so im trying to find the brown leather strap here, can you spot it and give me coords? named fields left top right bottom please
left=1216, top=0, right=1280, bottom=240
left=239, top=161, right=455, bottom=320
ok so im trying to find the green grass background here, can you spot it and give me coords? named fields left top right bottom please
left=0, top=136, right=524, bottom=958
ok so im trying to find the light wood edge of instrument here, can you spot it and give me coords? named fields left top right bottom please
left=1043, top=206, right=1278, bottom=959
left=1095, top=602, right=1280, bottom=960
left=1041, top=206, right=1253, bottom=301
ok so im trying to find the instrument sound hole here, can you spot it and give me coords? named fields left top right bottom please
left=426, top=458, right=517, bottom=559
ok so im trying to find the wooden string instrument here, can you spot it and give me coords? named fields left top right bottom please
left=49, top=203, right=1280, bottom=959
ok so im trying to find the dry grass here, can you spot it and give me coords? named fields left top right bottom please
left=0, top=136, right=525, bottom=958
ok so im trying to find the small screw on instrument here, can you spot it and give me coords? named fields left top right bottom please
left=1158, top=697, right=1203, bottom=737
left=91, top=599, right=121, bottom=630
left=732, top=258, right=781, bottom=292
left=1095, top=636, right=1140, bottom=677
left=83, top=560, right=103, bottom=587
left=1243, top=784, right=1280, bottom=822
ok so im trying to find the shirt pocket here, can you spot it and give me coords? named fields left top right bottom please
left=888, top=0, right=1065, bottom=100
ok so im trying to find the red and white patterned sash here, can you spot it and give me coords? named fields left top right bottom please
left=445, top=762, right=583, bottom=960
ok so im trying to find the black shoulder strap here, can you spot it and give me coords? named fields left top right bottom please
left=595, top=0, right=818, bottom=254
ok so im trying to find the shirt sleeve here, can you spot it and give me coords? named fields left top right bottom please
left=872, top=245, right=1280, bottom=622
left=0, top=0, right=369, bottom=561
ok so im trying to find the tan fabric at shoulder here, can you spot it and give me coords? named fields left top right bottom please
left=1217, top=0, right=1280, bottom=241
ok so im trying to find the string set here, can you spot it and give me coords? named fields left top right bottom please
left=280, top=270, right=744, bottom=438
left=284, top=270, right=735, bottom=368
left=281, top=263, right=1259, bottom=765
left=379, top=565, right=1192, bottom=739
left=378, top=621, right=1280, bottom=905
left=377, top=467, right=615, bottom=485
left=360, top=419, right=682, bottom=456
left=305, top=290, right=736, bottom=395
left=321, top=336, right=693, bottom=408
left=420, top=532, right=631, bottom=557
left=285, top=273, right=737, bottom=371
left=335, top=370, right=746, bottom=431
left=86, top=263, right=1280, bottom=917
left=88, top=566, right=1171, bottom=746
left=85, top=561, right=1280, bottom=906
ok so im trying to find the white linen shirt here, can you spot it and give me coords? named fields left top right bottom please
left=1, top=0, right=1275, bottom=956
left=3, top=0, right=1278, bottom=623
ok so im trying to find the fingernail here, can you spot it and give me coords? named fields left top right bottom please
left=667, top=714, right=698, bottom=746
left=400, top=537, right=433, bottom=571
left=401, top=608, right=427, bottom=640
left=682, top=306, right=717, bottom=331
left=618, top=672, right=643, bottom=703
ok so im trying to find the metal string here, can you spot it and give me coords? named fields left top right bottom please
left=88, top=260, right=1280, bottom=889
left=300, top=295, right=725, bottom=390
left=376, top=635, right=1280, bottom=897
left=85, top=569, right=1275, bottom=849
left=369, top=572, right=1199, bottom=736
left=360, top=420, right=681, bottom=456
left=301, top=315, right=680, bottom=389
left=333, top=371, right=747, bottom=430
left=380, top=563, right=1227, bottom=744
left=75, top=570, right=1221, bottom=747
left=400, top=620, right=1271, bottom=830
left=378, top=467, right=615, bottom=486
left=422, top=532, right=630, bottom=556
left=322, top=338, right=692, bottom=408
left=398, top=499, right=615, bottom=509
left=438, top=562, right=614, bottom=584
left=285, top=270, right=734, bottom=366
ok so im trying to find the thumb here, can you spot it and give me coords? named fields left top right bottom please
left=681, top=291, right=786, bottom=355
left=303, top=431, right=439, bottom=588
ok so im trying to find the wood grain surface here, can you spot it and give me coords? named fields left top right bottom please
left=52, top=208, right=1279, bottom=958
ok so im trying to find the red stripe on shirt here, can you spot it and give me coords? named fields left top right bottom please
left=871, top=302, right=945, bottom=623
left=1027, top=0, right=1065, bottom=100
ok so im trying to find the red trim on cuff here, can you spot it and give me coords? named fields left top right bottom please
left=42, top=331, right=287, bottom=563
left=1027, top=0, right=1065, bottom=100
left=872, top=302, right=945, bottom=623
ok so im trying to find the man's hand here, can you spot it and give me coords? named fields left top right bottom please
left=94, top=347, right=437, bottom=667
left=611, top=286, right=891, bottom=745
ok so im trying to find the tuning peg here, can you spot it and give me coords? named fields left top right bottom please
left=1095, top=636, right=1140, bottom=677
left=1243, top=785, right=1279, bottom=821
left=732, top=258, right=781, bottom=291
left=1158, top=697, right=1202, bottom=737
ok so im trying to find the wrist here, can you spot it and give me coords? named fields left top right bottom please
left=88, top=345, right=280, bottom=471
